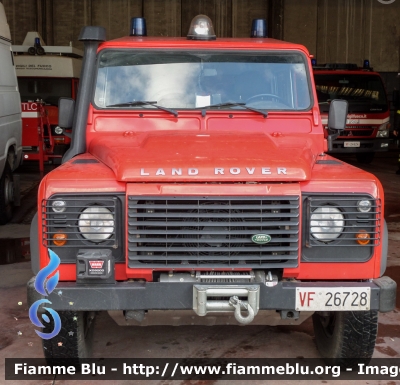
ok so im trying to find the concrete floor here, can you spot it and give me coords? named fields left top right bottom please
left=1, top=151, right=400, bottom=385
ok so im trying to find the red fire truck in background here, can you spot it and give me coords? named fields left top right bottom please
left=313, top=62, right=390, bottom=164
left=13, top=33, right=82, bottom=170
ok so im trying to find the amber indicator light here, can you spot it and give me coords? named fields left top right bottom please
left=356, top=230, right=370, bottom=245
left=53, top=233, right=68, bottom=246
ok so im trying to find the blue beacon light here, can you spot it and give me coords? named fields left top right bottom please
left=29, top=37, right=45, bottom=55
left=130, top=17, right=147, bottom=36
left=250, top=19, right=267, bottom=38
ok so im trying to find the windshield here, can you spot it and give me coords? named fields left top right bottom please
left=314, top=74, right=388, bottom=113
left=94, top=50, right=311, bottom=111
left=18, top=77, right=72, bottom=106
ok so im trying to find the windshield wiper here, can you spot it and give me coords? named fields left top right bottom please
left=106, top=100, right=178, bottom=117
left=197, top=102, right=268, bottom=118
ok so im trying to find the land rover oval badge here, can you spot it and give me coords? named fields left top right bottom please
left=251, top=234, right=272, bottom=244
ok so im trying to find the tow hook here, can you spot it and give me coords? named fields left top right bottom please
left=193, top=285, right=260, bottom=324
left=229, top=295, right=255, bottom=324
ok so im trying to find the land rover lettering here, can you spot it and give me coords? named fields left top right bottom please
left=138, top=167, right=288, bottom=176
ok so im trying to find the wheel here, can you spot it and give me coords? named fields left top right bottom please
left=42, top=311, right=96, bottom=362
left=0, top=162, right=14, bottom=225
left=246, top=93, right=288, bottom=104
left=356, top=152, right=375, bottom=164
left=312, top=310, right=378, bottom=367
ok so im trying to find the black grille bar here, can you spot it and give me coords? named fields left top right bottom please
left=128, top=196, right=300, bottom=269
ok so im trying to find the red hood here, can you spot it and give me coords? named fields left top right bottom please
left=89, top=131, right=315, bottom=182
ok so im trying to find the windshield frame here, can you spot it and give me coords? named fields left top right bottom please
left=92, top=48, right=314, bottom=113
left=18, top=76, right=73, bottom=106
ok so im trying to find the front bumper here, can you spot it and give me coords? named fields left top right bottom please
left=27, top=276, right=396, bottom=313
left=329, top=138, right=390, bottom=153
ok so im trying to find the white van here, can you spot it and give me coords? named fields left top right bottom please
left=0, top=2, right=21, bottom=224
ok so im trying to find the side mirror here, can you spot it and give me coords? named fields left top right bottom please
left=327, top=99, right=348, bottom=151
left=393, top=90, right=400, bottom=109
left=58, top=97, right=75, bottom=129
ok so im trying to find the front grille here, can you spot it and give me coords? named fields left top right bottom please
left=128, top=196, right=300, bottom=269
left=324, top=125, right=375, bottom=138
left=345, top=126, right=374, bottom=130
left=302, top=195, right=381, bottom=262
left=341, top=126, right=374, bottom=137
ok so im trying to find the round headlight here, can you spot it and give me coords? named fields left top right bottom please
left=310, top=206, right=344, bottom=241
left=54, top=126, right=63, bottom=135
left=357, top=200, right=372, bottom=213
left=52, top=200, right=66, bottom=213
left=78, top=207, right=114, bottom=241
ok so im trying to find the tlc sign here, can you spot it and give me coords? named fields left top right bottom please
left=21, top=102, right=38, bottom=112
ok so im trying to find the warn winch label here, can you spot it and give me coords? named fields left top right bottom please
left=88, top=260, right=105, bottom=275
left=89, top=261, right=104, bottom=269
left=76, top=250, right=114, bottom=283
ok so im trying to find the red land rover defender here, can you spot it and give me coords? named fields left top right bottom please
left=28, top=16, right=396, bottom=365
left=313, top=62, right=390, bottom=164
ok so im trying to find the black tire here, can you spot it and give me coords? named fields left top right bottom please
left=356, top=152, right=375, bottom=164
left=42, top=311, right=96, bottom=362
left=0, top=162, right=13, bottom=225
left=312, top=310, right=378, bottom=367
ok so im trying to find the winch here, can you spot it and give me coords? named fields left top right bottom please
left=193, top=284, right=260, bottom=325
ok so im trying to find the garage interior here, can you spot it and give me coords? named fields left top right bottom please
left=4, top=0, right=400, bottom=113
left=1, top=0, right=400, bottom=384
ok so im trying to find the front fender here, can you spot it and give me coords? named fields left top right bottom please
left=380, top=220, right=388, bottom=277
left=30, top=212, right=39, bottom=274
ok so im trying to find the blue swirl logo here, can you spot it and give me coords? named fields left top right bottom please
left=29, top=249, right=61, bottom=340
left=34, top=249, right=60, bottom=296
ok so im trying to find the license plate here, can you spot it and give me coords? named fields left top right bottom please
left=295, top=287, right=371, bottom=311
left=344, top=141, right=360, bottom=148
